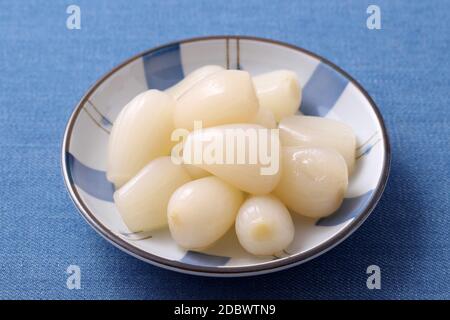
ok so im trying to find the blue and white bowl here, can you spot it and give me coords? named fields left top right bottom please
left=62, top=36, right=390, bottom=276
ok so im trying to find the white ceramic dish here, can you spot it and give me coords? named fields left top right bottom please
left=62, top=36, right=390, bottom=277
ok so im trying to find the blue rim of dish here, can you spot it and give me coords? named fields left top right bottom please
left=61, top=35, right=391, bottom=276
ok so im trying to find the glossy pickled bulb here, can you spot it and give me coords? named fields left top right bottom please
left=279, top=115, right=356, bottom=173
left=251, top=106, right=277, bottom=128
left=174, top=70, right=259, bottom=130
left=182, top=124, right=281, bottom=195
left=107, top=90, right=175, bottom=187
left=168, top=176, right=244, bottom=249
left=253, top=70, right=301, bottom=121
left=166, top=65, right=224, bottom=100
left=235, top=195, right=294, bottom=256
left=275, top=147, right=348, bottom=218
left=114, top=157, right=192, bottom=232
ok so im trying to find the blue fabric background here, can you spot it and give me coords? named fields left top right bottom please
left=0, top=0, right=448, bottom=300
